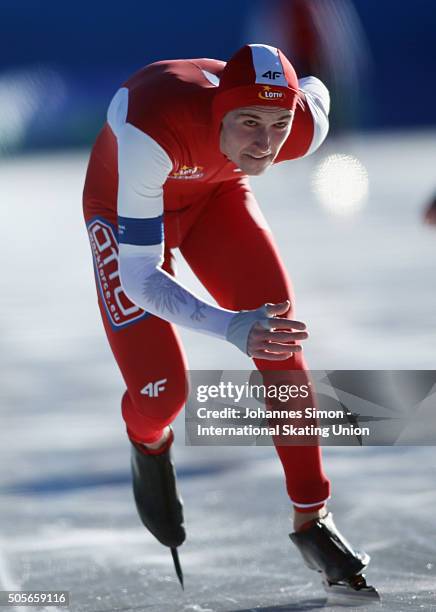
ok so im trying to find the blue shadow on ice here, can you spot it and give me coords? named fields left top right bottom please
left=227, top=601, right=326, bottom=611
left=2, top=463, right=232, bottom=496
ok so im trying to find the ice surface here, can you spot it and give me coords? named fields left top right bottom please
left=1, top=132, right=436, bottom=611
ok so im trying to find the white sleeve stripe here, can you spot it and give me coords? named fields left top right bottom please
left=118, top=243, right=163, bottom=259
left=107, top=87, right=129, bottom=131
left=298, top=76, right=330, bottom=157
left=116, top=123, right=172, bottom=220
left=303, top=92, right=329, bottom=157
left=201, top=69, right=220, bottom=86
left=108, top=87, right=237, bottom=342
left=107, top=87, right=172, bottom=221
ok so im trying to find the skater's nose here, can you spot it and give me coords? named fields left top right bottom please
left=252, top=127, right=271, bottom=154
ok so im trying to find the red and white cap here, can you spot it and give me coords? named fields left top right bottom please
left=213, top=44, right=301, bottom=125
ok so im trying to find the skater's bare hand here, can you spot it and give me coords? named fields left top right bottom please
left=247, top=301, right=308, bottom=360
left=226, top=300, right=308, bottom=360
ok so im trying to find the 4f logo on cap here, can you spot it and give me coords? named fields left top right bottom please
left=261, top=70, right=282, bottom=80
left=258, top=85, right=284, bottom=101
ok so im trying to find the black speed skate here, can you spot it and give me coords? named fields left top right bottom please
left=290, top=513, right=380, bottom=604
left=130, top=428, right=185, bottom=588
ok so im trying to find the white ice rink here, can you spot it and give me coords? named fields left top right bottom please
left=1, top=131, right=436, bottom=611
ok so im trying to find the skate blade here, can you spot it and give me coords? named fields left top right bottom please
left=171, top=547, right=184, bottom=590
left=323, top=579, right=380, bottom=606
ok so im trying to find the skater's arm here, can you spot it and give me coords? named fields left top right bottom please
left=298, top=76, right=330, bottom=156
left=119, top=250, right=235, bottom=341
left=111, top=110, right=235, bottom=339
left=109, top=89, right=307, bottom=359
left=276, top=76, right=330, bottom=162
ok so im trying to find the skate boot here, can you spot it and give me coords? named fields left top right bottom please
left=130, top=427, right=185, bottom=587
left=290, top=512, right=380, bottom=603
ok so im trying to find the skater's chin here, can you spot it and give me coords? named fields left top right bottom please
left=237, top=154, right=273, bottom=175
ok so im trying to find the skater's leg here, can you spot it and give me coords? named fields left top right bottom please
left=180, top=182, right=378, bottom=598
left=180, top=178, right=330, bottom=511
left=143, top=426, right=171, bottom=450
left=293, top=506, right=327, bottom=531
left=84, top=216, right=188, bottom=445
left=108, top=314, right=188, bottom=445
left=84, top=215, right=187, bottom=574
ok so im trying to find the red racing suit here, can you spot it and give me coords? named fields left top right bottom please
left=83, top=45, right=331, bottom=510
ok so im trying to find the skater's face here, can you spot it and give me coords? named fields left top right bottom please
left=220, top=106, right=293, bottom=175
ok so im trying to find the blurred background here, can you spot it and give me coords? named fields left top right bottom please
left=1, top=2, right=436, bottom=610
left=1, top=0, right=435, bottom=153
left=2, top=0, right=435, bottom=369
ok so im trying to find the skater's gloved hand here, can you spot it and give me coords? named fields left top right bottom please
left=226, top=300, right=308, bottom=361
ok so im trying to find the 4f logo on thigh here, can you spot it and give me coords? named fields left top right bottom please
left=141, top=378, right=167, bottom=397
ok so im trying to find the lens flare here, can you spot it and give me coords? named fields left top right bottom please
left=311, top=153, right=369, bottom=216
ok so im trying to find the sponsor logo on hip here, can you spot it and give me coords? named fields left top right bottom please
left=87, top=218, right=147, bottom=329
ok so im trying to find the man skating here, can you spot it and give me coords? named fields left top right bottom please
left=83, top=43, right=378, bottom=601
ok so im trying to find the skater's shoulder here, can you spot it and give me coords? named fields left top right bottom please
left=110, top=58, right=222, bottom=149
left=121, top=58, right=224, bottom=116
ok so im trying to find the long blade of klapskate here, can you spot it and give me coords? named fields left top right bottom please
left=324, top=576, right=380, bottom=605
left=171, top=547, right=184, bottom=589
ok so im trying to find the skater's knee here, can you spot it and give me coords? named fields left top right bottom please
left=122, top=380, right=187, bottom=430
left=231, top=290, right=293, bottom=312
left=289, top=350, right=307, bottom=371
left=138, top=388, right=186, bottom=421
left=255, top=349, right=308, bottom=378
